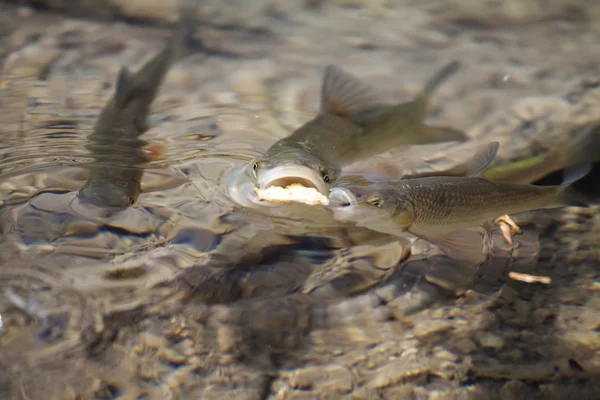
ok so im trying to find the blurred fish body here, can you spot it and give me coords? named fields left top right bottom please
left=252, top=61, right=469, bottom=195
left=76, top=2, right=200, bottom=215
left=482, top=120, right=600, bottom=184
left=329, top=156, right=591, bottom=264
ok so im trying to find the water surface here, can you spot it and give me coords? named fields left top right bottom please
left=1, top=1, right=599, bottom=398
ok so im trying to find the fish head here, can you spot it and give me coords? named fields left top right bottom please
left=253, top=154, right=337, bottom=195
left=328, top=183, right=414, bottom=235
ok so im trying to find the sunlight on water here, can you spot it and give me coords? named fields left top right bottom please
left=0, top=1, right=599, bottom=398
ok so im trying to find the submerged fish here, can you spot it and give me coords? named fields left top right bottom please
left=75, top=2, right=201, bottom=216
left=329, top=148, right=591, bottom=264
left=358, top=120, right=600, bottom=185
left=251, top=61, right=469, bottom=195
left=481, top=120, right=600, bottom=184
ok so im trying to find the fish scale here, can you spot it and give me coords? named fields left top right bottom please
left=330, top=160, right=590, bottom=264
left=398, top=177, right=561, bottom=233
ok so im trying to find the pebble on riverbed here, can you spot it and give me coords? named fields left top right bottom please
left=479, top=332, right=505, bottom=349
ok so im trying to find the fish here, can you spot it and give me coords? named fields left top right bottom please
left=328, top=147, right=591, bottom=264
left=357, top=120, right=600, bottom=185
left=251, top=61, right=469, bottom=196
left=75, top=1, right=201, bottom=215
left=481, top=120, right=600, bottom=184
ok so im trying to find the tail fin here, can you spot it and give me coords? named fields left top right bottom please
left=556, top=162, right=592, bottom=207
left=114, top=67, right=134, bottom=107
left=421, top=61, right=461, bottom=100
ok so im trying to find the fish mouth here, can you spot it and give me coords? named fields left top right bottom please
left=328, top=187, right=358, bottom=207
left=258, top=165, right=328, bottom=194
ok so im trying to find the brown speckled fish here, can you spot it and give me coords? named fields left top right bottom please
left=329, top=143, right=591, bottom=264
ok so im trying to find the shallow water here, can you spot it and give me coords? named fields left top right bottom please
left=1, top=1, right=600, bottom=399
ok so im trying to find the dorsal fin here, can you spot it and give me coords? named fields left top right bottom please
left=115, top=67, right=134, bottom=106
left=319, top=65, right=383, bottom=118
left=466, top=141, right=500, bottom=176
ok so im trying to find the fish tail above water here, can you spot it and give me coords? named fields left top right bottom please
left=80, top=0, right=202, bottom=213
left=110, top=2, right=201, bottom=122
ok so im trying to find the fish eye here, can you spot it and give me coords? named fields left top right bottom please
left=367, top=196, right=384, bottom=207
left=321, top=169, right=332, bottom=184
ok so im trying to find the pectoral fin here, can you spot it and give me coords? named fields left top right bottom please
left=466, top=141, right=500, bottom=176
left=320, top=65, right=384, bottom=118
left=424, top=229, right=487, bottom=265
left=402, top=142, right=499, bottom=180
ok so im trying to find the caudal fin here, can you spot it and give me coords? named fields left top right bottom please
left=421, top=61, right=461, bottom=100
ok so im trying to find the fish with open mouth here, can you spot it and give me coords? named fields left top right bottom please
left=328, top=143, right=591, bottom=264
left=249, top=61, right=469, bottom=204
